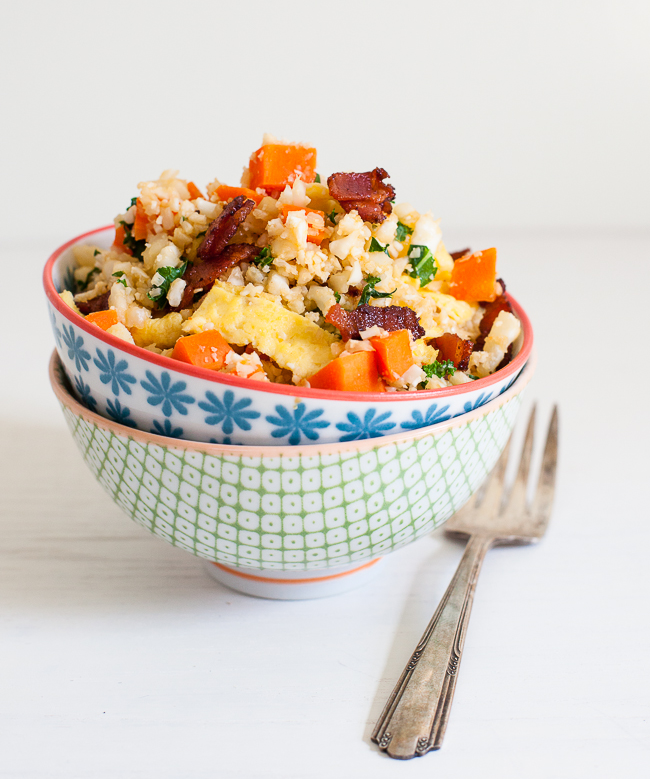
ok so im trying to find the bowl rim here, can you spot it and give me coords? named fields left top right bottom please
left=44, top=225, right=534, bottom=404
left=49, top=346, right=536, bottom=456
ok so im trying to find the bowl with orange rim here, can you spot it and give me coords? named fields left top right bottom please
left=49, top=346, right=535, bottom=599
left=44, top=227, right=533, bottom=447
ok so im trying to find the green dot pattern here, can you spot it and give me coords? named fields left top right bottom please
left=60, top=394, right=521, bottom=571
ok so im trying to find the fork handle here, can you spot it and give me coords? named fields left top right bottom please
left=372, top=534, right=492, bottom=759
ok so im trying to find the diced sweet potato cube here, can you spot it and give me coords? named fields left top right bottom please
left=280, top=203, right=327, bottom=244
left=309, top=351, right=385, bottom=392
left=369, top=329, right=414, bottom=380
left=216, top=185, right=263, bottom=205
left=449, top=247, right=497, bottom=303
left=85, top=309, right=118, bottom=331
left=248, top=144, right=317, bottom=191
left=171, top=330, right=233, bottom=371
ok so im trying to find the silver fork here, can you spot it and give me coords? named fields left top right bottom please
left=372, top=405, right=559, bottom=759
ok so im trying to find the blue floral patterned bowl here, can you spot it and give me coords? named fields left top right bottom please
left=44, top=227, right=533, bottom=446
left=49, top=349, right=535, bottom=598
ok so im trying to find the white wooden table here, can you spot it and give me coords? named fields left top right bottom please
left=1, top=231, right=648, bottom=778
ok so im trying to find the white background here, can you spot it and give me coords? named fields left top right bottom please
left=1, top=2, right=649, bottom=778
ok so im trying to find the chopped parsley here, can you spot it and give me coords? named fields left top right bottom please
left=423, top=360, right=456, bottom=380
left=129, top=196, right=138, bottom=208
left=408, top=244, right=437, bottom=286
left=358, top=275, right=396, bottom=306
left=395, top=221, right=413, bottom=242
left=328, top=210, right=339, bottom=225
left=147, top=262, right=187, bottom=307
left=369, top=237, right=390, bottom=255
left=112, top=271, right=127, bottom=287
left=253, top=246, right=273, bottom=267
left=315, top=173, right=321, bottom=183
left=93, top=249, right=100, bottom=257
left=195, top=230, right=207, bottom=240
left=333, top=291, right=341, bottom=303
left=77, top=267, right=99, bottom=292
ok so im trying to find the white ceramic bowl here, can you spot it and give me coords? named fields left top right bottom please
left=49, top=349, right=536, bottom=598
left=45, top=227, right=534, bottom=446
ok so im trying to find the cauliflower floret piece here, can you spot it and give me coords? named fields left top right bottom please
left=469, top=311, right=521, bottom=378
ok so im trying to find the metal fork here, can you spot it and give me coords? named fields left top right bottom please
left=372, top=405, right=559, bottom=759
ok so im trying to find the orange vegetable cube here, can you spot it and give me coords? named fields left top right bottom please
left=369, top=329, right=414, bottom=380
left=171, top=331, right=233, bottom=371
left=85, top=309, right=118, bottom=331
left=187, top=181, right=204, bottom=200
left=248, top=144, right=317, bottom=192
left=309, top=351, right=385, bottom=393
left=112, top=224, right=129, bottom=253
left=280, top=203, right=328, bottom=244
left=215, top=185, right=263, bottom=205
left=132, top=198, right=149, bottom=241
left=448, top=247, right=497, bottom=303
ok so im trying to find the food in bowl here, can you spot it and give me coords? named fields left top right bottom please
left=59, top=135, right=521, bottom=394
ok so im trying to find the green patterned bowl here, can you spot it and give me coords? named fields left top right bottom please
left=50, top=349, right=535, bottom=599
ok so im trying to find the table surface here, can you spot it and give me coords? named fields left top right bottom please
left=1, top=230, right=649, bottom=778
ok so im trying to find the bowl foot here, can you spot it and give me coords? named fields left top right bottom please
left=201, top=558, right=383, bottom=600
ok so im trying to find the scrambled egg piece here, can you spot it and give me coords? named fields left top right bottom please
left=132, top=312, right=184, bottom=349
left=183, top=282, right=336, bottom=381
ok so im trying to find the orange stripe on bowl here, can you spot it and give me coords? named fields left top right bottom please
left=210, top=558, right=381, bottom=585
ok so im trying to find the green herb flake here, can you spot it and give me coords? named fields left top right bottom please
left=129, top=196, right=138, bottom=208
left=333, top=291, right=341, bottom=303
left=395, top=221, right=414, bottom=242
left=423, top=360, right=456, bottom=380
left=253, top=246, right=273, bottom=267
left=112, top=271, right=127, bottom=287
left=93, top=249, right=100, bottom=257
left=315, top=173, right=321, bottom=183
left=369, top=237, right=390, bottom=255
left=119, top=219, right=146, bottom=261
left=328, top=210, right=339, bottom=225
left=408, top=244, right=437, bottom=286
left=77, top=267, right=99, bottom=292
left=147, top=261, right=187, bottom=307
left=358, top=275, right=396, bottom=306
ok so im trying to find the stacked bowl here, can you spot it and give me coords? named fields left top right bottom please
left=44, top=227, right=535, bottom=598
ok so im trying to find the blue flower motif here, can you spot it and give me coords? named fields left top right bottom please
left=198, top=390, right=260, bottom=434
left=94, top=348, right=137, bottom=397
left=49, top=309, right=62, bottom=347
left=61, top=323, right=91, bottom=372
left=140, top=371, right=195, bottom=417
left=105, top=398, right=137, bottom=428
left=461, top=391, right=493, bottom=415
left=266, top=404, right=330, bottom=445
left=336, top=408, right=395, bottom=442
left=152, top=419, right=183, bottom=438
left=401, top=403, right=452, bottom=430
left=499, top=376, right=516, bottom=395
left=74, top=376, right=97, bottom=412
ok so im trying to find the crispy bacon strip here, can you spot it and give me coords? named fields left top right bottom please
left=176, top=243, right=260, bottom=310
left=76, top=291, right=110, bottom=315
left=198, top=196, right=256, bottom=260
left=479, top=292, right=513, bottom=337
left=326, top=303, right=425, bottom=341
left=450, top=248, right=471, bottom=260
left=327, top=168, right=395, bottom=223
left=432, top=333, right=474, bottom=371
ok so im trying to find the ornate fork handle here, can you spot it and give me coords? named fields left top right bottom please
left=372, top=534, right=492, bottom=759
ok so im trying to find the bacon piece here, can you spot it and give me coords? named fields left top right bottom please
left=479, top=293, right=513, bottom=337
left=76, top=292, right=110, bottom=315
left=432, top=333, right=475, bottom=371
left=325, top=303, right=425, bottom=341
left=450, top=248, right=471, bottom=260
left=327, top=168, right=395, bottom=223
left=176, top=243, right=260, bottom=310
left=198, top=196, right=256, bottom=261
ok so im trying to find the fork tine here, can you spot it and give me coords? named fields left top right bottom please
left=530, top=405, right=559, bottom=533
left=503, top=404, right=536, bottom=514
